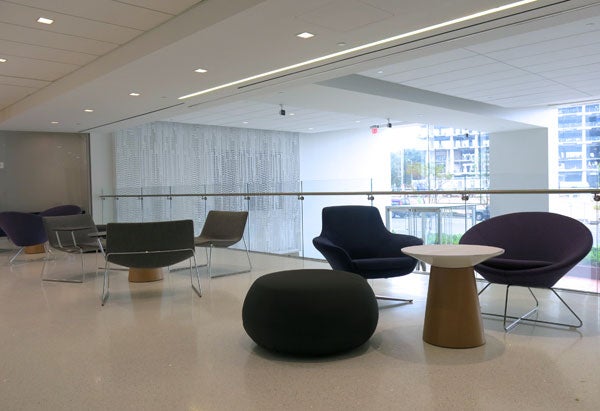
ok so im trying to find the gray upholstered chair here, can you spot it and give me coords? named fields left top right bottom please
left=459, top=211, right=593, bottom=330
left=194, top=210, right=251, bottom=278
left=42, top=213, right=104, bottom=283
left=102, top=219, right=201, bottom=305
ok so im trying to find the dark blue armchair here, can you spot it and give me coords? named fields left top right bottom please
left=313, top=205, right=423, bottom=302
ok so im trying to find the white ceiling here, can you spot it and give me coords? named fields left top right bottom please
left=1, top=0, right=600, bottom=135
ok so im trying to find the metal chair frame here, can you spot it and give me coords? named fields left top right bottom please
left=42, top=215, right=103, bottom=283
left=478, top=282, right=583, bottom=331
left=102, top=248, right=202, bottom=305
left=202, top=237, right=252, bottom=278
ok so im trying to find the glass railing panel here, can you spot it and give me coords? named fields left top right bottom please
left=245, top=181, right=301, bottom=255
left=97, top=188, right=600, bottom=294
left=170, top=185, right=207, bottom=236
left=141, top=185, right=170, bottom=222
left=551, top=192, right=599, bottom=293
left=114, top=187, right=143, bottom=222
left=384, top=193, right=482, bottom=244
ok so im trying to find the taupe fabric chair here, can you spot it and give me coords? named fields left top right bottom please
left=42, top=214, right=104, bottom=283
left=194, top=211, right=251, bottom=278
left=102, top=220, right=201, bottom=305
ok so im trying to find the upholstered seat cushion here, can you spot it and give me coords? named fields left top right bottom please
left=353, top=256, right=416, bottom=272
left=242, top=269, right=378, bottom=356
left=483, top=257, right=554, bottom=270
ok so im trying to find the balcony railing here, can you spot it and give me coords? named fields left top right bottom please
left=97, top=186, right=600, bottom=294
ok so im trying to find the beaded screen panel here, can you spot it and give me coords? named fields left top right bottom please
left=113, top=122, right=301, bottom=254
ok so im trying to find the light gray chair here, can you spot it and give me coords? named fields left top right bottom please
left=102, top=219, right=201, bottom=305
left=42, top=213, right=104, bottom=283
left=194, top=210, right=252, bottom=278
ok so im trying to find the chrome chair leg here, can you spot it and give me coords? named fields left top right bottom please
left=206, top=239, right=252, bottom=278
left=478, top=283, right=583, bottom=330
left=8, top=247, right=24, bottom=264
left=368, top=279, right=413, bottom=303
left=101, top=262, right=110, bottom=306
left=41, top=250, right=85, bottom=283
left=375, top=295, right=413, bottom=303
left=190, top=253, right=202, bottom=297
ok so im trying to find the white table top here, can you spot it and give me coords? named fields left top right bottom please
left=402, top=244, right=504, bottom=268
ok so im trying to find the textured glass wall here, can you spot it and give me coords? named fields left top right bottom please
left=113, top=121, right=301, bottom=254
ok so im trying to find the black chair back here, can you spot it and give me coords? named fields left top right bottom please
left=106, top=220, right=195, bottom=268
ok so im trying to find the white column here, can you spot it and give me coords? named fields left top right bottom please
left=489, top=127, right=549, bottom=215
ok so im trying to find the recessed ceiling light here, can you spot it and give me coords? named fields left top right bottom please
left=308, top=127, right=314, bottom=130
left=337, top=42, right=347, bottom=47
left=194, top=68, right=207, bottom=73
left=51, top=121, right=59, bottom=124
left=377, top=70, right=384, bottom=74
left=297, top=32, right=314, bottom=39
left=289, top=113, right=295, bottom=116
left=129, top=92, right=140, bottom=96
left=0, top=58, right=6, bottom=63
left=37, top=17, right=54, bottom=24
left=84, top=109, right=94, bottom=113
left=179, top=0, right=538, bottom=100
left=243, top=121, right=249, bottom=124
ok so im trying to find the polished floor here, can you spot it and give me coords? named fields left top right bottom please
left=1, top=240, right=600, bottom=411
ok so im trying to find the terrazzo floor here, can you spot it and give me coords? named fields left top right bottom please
left=1, top=239, right=599, bottom=410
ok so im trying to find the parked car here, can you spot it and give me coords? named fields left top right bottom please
left=390, top=196, right=410, bottom=218
left=475, top=205, right=490, bottom=221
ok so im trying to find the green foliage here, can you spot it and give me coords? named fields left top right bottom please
left=426, top=233, right=462, bottom=245
left=586, top=247, right=600, bottom=264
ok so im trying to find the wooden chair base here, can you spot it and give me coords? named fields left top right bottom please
left=128, top=267, right=163, bottom=282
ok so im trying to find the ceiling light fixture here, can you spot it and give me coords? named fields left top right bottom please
left=194, top=68, right=208, bottom=73
left=297, top=32, right=314, bottom=39
left=0, top=58, right=6, bottom=63
left=37, top=17, right=54, bottom=24
left=129, top=92, right=140, bottom=96
left=179, top=0, right=537, bottom=101
left=51, top=121, right=59, bottom=124
left=84, top=109, right=94, bottom=113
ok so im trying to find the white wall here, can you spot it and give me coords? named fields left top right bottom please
left=89, top=131, right=115, bottom=224
left=489, top=127, right=549, bottom=215
left=300, top=127, right=393, bottom=258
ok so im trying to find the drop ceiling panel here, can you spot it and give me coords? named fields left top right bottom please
left=119, top=0, right=202, bottom=15
left=0, top=39, right=96, bottom=65
left=361, top=49, right=478, bottom=77
left=0, top=55, right=79, bottom=81
left=504, top=44, right=600, bottom=68
left=0, top=84, right=36, bottom=109
left=296, top=0, right=391, bottom=32
left=0, top=2, right=142, bottom=43
left=8, top=0, right=183, bottom=30
left=376, top=55, right=500, bottom=83
left=465, top=15, right=600, bottom=54
left=482, top=30, right=600, bottom=62
left=528, top=52, right=600, bottom=74
left=0, top=74, right=49, bottom=88
left=0, top=22, right=116, bottom=54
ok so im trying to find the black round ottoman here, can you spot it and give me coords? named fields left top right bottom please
left=242, top=269, right=378, bottom=356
